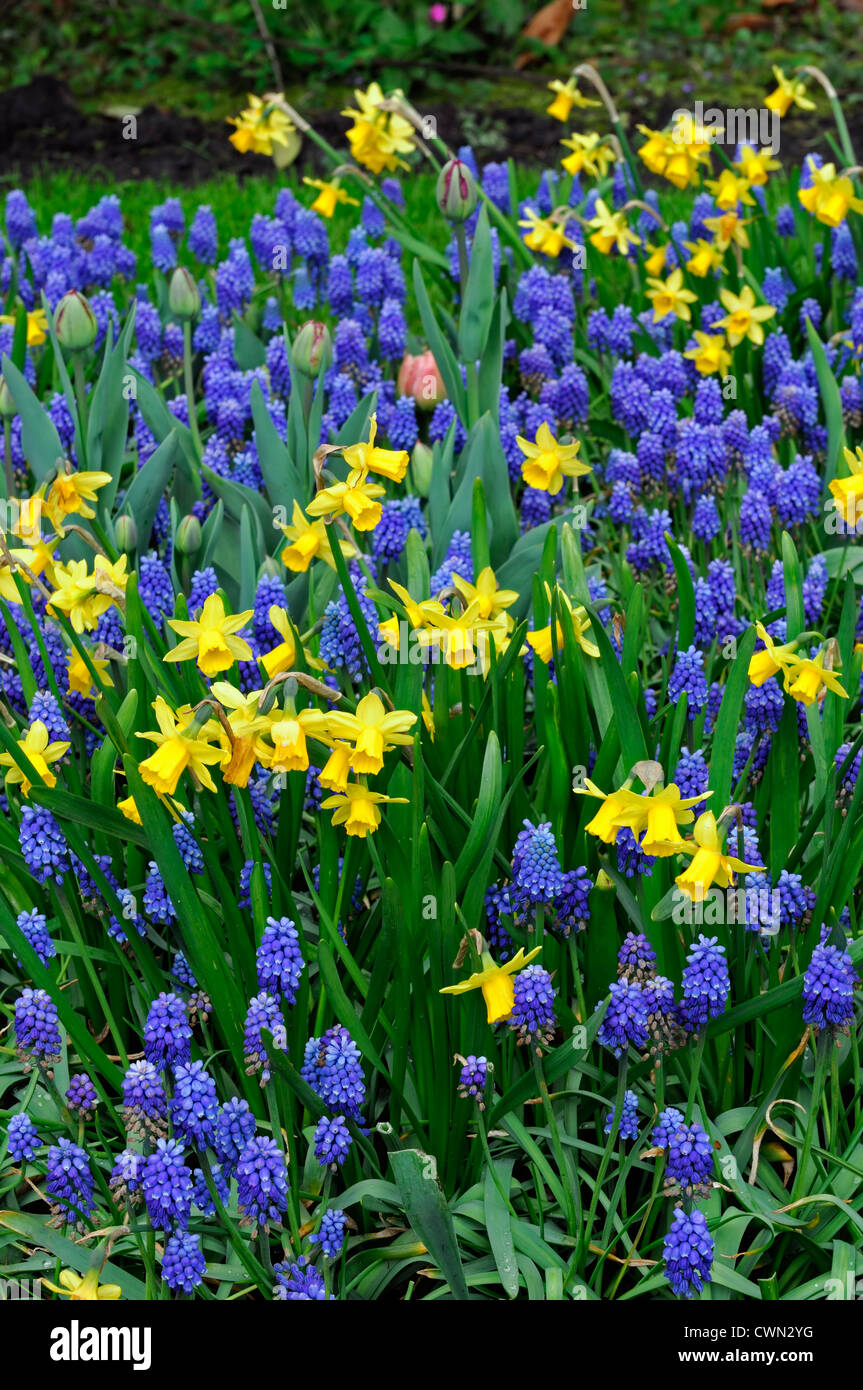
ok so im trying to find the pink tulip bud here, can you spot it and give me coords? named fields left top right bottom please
left=396, top=350, right=446, bottom=409
left=429, top=3, right=447, bottom=22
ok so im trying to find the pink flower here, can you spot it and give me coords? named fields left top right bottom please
left=429, top=3, right=447, bottom=23
left=397, top=350, right=446, bottom=409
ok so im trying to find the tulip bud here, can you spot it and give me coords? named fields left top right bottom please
left=397, top=350, right=446, bottom=410
left=54, top=290, right=98, bottom=352
left=436, top=158, right=478, bottom=222
left=292, top=321, right=333, bottom=376
left=258, top=554, right=282, bottom=581
left=175, top=513, right=202, bottom=556
left=0, top=374, right=16, bottom=419
left=168, top=266, right=201, bottom=321
left=411, top=441, right=434, bottom=497
left=114, top=514, right=138, bottom=553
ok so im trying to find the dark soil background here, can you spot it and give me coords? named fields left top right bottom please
left=0, top=76, right=857, bottom=187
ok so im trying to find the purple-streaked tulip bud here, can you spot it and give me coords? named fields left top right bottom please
left=436, top=158, right=478, bottom=222
left=55, top=291, right=98, bottom=352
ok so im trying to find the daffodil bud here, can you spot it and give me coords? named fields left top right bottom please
left=411, top=441, right=433, bottom=496
left=292, top=321, right=333, bottom=376
left=175, top=513, right=202, bottom=556
left=0, top=374, right=16, bottom=419
left=54, top=290, right=98, bottom=352
left=436, top=158, right=478, bottom=222
left=114, top=514, right=138, bottom=553
left=168, top=267, right=201, bottom=321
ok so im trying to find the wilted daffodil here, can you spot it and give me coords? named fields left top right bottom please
left=323, top=691, right=416, bottom=776
left=41, top=1268, right=122, bottom=1301
left=518, top=210, right=576, bottom=258
left=828, top=445, right=863, bottom=529
left=546, top=76, right=599, bottom=122
left=684, top=331, right=732, bottom=377
left=560, top=132, right=615, bottom=179
left=278, top=500, right=356, bottom=572
left=137, top=697, right=226, bottom=796
left=342, top=414, right=409, bottom=484
left=716, top=286, right=776, bottom=348
left=645, top=267, right=698, bottom=323
left=798, top=161, right=863, bottom=228
left=664, top=811, right=764, bottom=901
left=320, top=781, right=409, bottom=837
left=765, top=67, right=815, bottom=117
left=782, top=647, right=848, bottom=706
left=587, top=199, right=640, bottom=256
left=440, top=945, right=542, bottom=1024
left=165, top=593, right=254, bottom=678
left=228, top=94, right=296, bottom=156
left=302, top=177, right=359, bottom=219
left=516, top=422, right=590, bottom=493
left=0, top=720, right=70, bottom=796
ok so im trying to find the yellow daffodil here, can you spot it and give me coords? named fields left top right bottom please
left=716, top=285, right=776, bottom=348
left=0, top=308, right=49, bottom=347
left=560, top=132, right=614, bottom=179
left=208, top=682, right=273, bottom=786
left=575, top=777, right=652, bottom=844
left=278, top=500, right=355, bottom=572
left=40, top=468, right=113, bottom=529
left=518, top=210, right=576, bottom=259
left=306, top=476, right=386, bottom=532
left=266, top=709, right=320, bottom=774
left=617, top=784, right=714, bottom=857
left=704, top=210, right=752, bottom=252
left=452, top=566, right=518, bottom=624
left=423, top=597, right=494, bottom=671
left=320, top=781, right=409, bottom=837
left=117, top=794, right=142, bottom=825
left=765, top=67, right=815, bottom=117
left=302, top=177, right=359, bottom=218
left=67, top=651, right=113, bottom=698
left=684, top=331, right=732, bottom=377
left=387, top=578, right=446, bottom=628
left=705, top=169, right=756, bottom=211
left=260, top=605, right=297, bottom=679
left=829, top=445, right=863, bottom=529
left=643, top=242, right=669, bottom=277
left=317, top=742, right=353, bottom=793
left=342, top=413, right=409, bottom=484
left=0, top=720, right=70, bottom=796
left=228, top=94, right=296, bottom=156
left=137, top=696, right=226, bottom=795
left=440, top=945, right=542, bottom=1024
left=782, top=647, right=848, bottom=706
left=645, top=266, right=698, bottom=323
left=734, top=145, right=782, bottom=186
left=323, top=691, right=416, bottom=775
left=41, top=1268, right=122, bottom=1301
left=683, top=238, right=725, bottom=278
left=748, top=621, right=799, bottom=686
left=341, top=82, right=414, bottom=174
left=165, top=593, right=253, bottom=678
left=516, top=421, right=590, bottom=493
left=798, top=160, right=863, bottom=228
left=546, top=77, right=599, bottom=122
left=663, top=810, right=764, bottom=900
left=0, top=542, right=54, bottom=604
left=637, top=126, right=708, bottom=190
left=587, top=199, right=640, bottom=257
left=528, top=586, right=599, bottom=665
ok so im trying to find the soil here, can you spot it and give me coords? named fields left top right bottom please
left=0, top=75, right=858, bottom=187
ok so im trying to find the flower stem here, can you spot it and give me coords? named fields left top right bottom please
left=182, top=320, right=202, bottom=457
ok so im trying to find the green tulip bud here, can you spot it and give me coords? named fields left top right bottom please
left=176, top=513, right=202, bottom=556
left=411, top=441, right=434, bottom=497
left=114, top=514, right=138, bottom=553
left=55, top=290, right=98, bottom=352
left=0, top=375, right=16, bottom=419
left=292, top=321, right=333, bottom=376
left=169, top=267, right=201, bottom=321
left=436, top=158, right=478, bottom=222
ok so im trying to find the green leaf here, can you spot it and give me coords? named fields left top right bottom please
left=708, top=625, right=756, bottom=809
left=390, top=1149, right=470, bottom=1300
left=0, top=1212, right=146, bottom=1299
left=121, top=428, right=179, bottom=552
left=412, top=260, right=468, bottom=423
left=0, top=353, right=65, bottom=482
left=458, top=206, right=494, bottom=363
